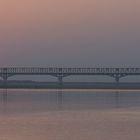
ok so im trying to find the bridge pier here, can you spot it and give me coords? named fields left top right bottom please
left=2, top=75, right=8, bottom=81
left=1, top=75, right=8, bottom=88
left=57, top=75, right=63, bottom=85
left=1, top=68, right=8, bottom=82
left=110, top=74, right=122, bottom=87
left=115, top=76, right=120, bottom=83
left=115, top=76, right=120, bottom=87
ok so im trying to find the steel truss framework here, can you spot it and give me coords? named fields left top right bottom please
left=0, top=67, right=140, bottom=83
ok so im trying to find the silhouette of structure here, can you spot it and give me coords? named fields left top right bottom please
left=0, top=67, right=140, bottom=84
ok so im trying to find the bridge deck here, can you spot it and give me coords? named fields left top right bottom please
left=0, top=67, right=140, bottom=74
left=0, top=67, right=140, bottom=82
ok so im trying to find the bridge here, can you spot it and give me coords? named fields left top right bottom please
left=0, top=67, right=140, bottom=84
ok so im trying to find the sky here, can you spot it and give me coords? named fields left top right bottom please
left=0, top=0, right=140, bottom=67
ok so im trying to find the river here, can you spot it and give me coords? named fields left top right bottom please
left=0, top=89, right=140, bottom=140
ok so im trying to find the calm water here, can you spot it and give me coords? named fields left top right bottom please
left=1, top=89, right=140, bottom=140
left=1, top=89, right=140, bottom=115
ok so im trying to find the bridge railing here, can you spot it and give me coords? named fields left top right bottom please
left=0, top=68, right=140, bottom=74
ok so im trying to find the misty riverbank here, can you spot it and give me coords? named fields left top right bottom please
left=1, top=81, right=140, bottom=89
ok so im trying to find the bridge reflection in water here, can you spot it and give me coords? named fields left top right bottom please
left=0, top=89, right=124, bottom=114
left=1, top=89, right=140, bottom=114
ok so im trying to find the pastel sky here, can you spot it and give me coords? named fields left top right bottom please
left=0, top=0, right=140, bottom=67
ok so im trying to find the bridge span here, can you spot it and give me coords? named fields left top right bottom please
left=0, top=67, right=140, bottom=83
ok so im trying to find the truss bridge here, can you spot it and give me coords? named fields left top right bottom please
left=0, top=67, right=140, bottom=84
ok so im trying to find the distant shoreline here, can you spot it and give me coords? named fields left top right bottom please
left=1, top=81, right=140, bottom=89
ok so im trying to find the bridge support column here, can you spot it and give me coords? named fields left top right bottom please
left=1, top=75, right=8, bottom=82
left=1, top=75, right=8, bottom=88
left=1, top=68, right=8, bottom=83
left=110, top=74, right=122, bottom=87
left=3, top=76, right=8, bottom=81
left=57, top=75, right=63, bottom=85
left=115, top=76, right=120, bottom=83
left=115, top=76, right=120, bottom=87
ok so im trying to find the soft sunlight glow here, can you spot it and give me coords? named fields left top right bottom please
left=0, top=0, right=140, bottom=66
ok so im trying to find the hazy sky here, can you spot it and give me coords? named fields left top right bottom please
left=0, top=0, right=140, bottom=67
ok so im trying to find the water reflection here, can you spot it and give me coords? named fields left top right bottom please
left=1, top=89, right=8, bottom=104
left=56, top=90, right=63, bottom=105
left=0, top=89, right=140, bottom=115
left=0, top=89, right=8, bottom=113
left=115, top=91, right=119, bottom=108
